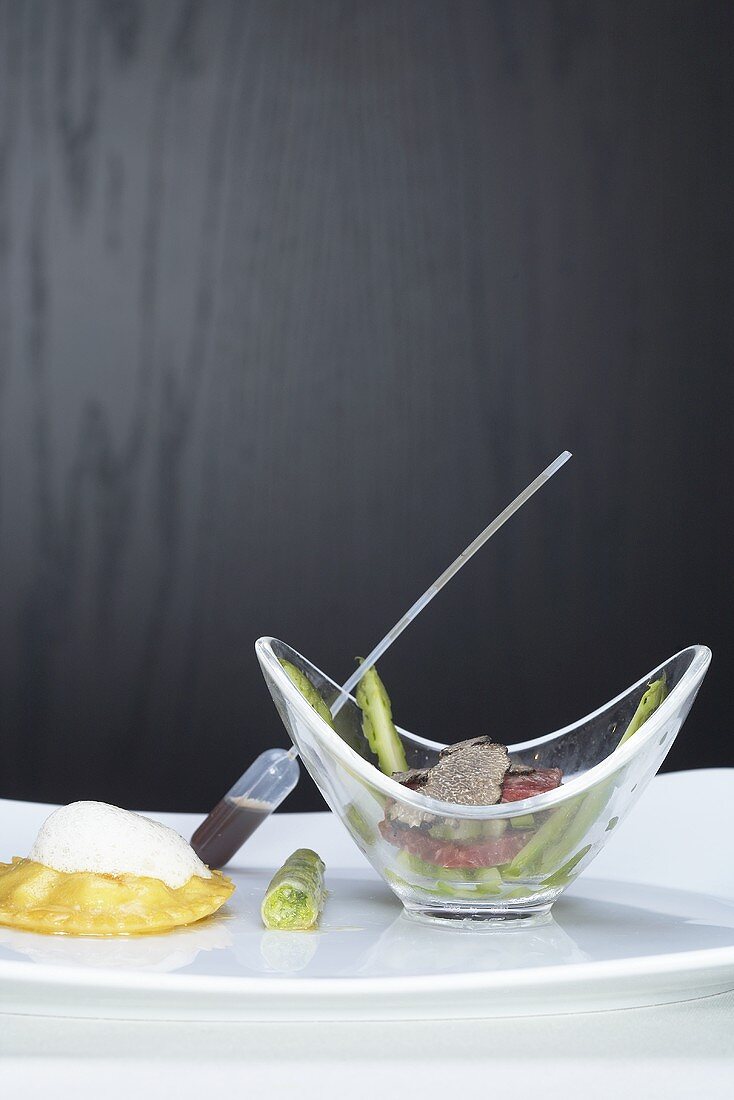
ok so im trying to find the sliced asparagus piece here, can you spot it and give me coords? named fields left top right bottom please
left=539, top=844, right=592, bottom=888
left=435, top=875, right=503, bottom=899
left=540, top=674, right=670, bottom=869
left=617, top=674, right=668, bottom=747
left=506, top=675, right=669, bottom=880
left=345, top=802, right=377, bottom=846
left=355, top=662, right=408, bottom=776
left=280, top=660, right=334, bottom=728
left=427, top=818, right=489, bottom=842
left=261, top=848, right=326, bottom=931
left=502, top=803, right=578, bottom=878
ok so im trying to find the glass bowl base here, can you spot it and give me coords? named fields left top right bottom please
left=403, top=902, right=554, bottom=931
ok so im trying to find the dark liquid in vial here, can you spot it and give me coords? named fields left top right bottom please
left=191, top=796, right=272, bottom=869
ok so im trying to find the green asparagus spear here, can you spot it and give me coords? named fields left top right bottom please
left=280, top=660, right=334, bottom=728
left=539, top=844, right=592, bottom=888
left=540, top=674, right=669, bottom=866
left=427, top=818, right=492, bottom=842
left=345, top=802, right=377, bottom=846
left=261, top=848, right=327, bottom=931
left=502, top=803, right=578, bottom=878
left=505, top=675, right=669, bottom=880
left=435, top=875, right=503, bottom=899
left=355, top=662, right=409, bottom=775
left=472, top=865, right=504, bottom=887
left=617, top=674, right=668, bottom=747
left=545, top=675, right=670, bottom=866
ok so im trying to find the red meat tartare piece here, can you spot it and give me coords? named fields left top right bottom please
left=500, top=767, right=563, bottom=802
left=379, top=818, right=528, bottom=868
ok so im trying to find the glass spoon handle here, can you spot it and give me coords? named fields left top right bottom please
left=331, top=450, right=572, bottom=715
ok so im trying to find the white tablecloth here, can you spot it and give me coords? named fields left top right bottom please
left=2, top=993, right=733, bottom=1098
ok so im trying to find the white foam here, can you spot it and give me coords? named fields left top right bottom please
left=28, top=802, right=212, bottom=889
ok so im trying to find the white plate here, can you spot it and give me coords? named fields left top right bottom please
left=1, top=770, right=733, bottom=1020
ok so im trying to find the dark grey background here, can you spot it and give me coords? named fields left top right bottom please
left=0, top=1, right=731, bottom=812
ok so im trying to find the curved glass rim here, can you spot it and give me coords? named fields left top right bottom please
left=255, top=638, right=711, bottom=818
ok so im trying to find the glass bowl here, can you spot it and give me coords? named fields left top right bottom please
left=256, top=639, right=711, bottom=929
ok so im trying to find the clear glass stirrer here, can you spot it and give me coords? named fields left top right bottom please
left=191, top=451, right=572, bottom=867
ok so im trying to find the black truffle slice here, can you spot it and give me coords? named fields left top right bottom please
left=439, top=737, right=531, bottom=775
left=438, top=735, right=494, bottom=759
left=422, top=741, right=510, bottom=805
left=393, top=738, right=511, bottom=807
left=390, top=767, right=428, bottom=790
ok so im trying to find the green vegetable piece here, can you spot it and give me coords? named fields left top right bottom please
left=539, top=844, right=592, bottom=888
left=435, top=881, right=474, bottom=899
left=503, top=803, right=577, bottom=878
left=280, top=660, right=334, bottom=727
left=501, top=885, right=537, bottom=899
left=506, top=675, right=670, bottom=881
left=386, top=872, right=467, bottom=901
left=510, top=814, right=535, bottom=829
left=543, top=676, right=671, bottom=871
left=617, top=675, right=668, bottom=747
left=544, top=787, right=609, bottom=865
left=261, top=848, right=326, bottom=931
left=355, top=662, right=408, bottom=775
left=345, top=802, right=376, bottom=846
left=435, top=878, right=503, bottom=900
left=606, top=816, right=619, bottom=832
left=384, top=868, right=411, bottom=891
left=428, top=819, right=490, bottom=842
left=471, top=865, right=503, bottom=888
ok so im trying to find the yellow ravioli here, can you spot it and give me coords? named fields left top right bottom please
left=0, top=858, right=234, bottom=936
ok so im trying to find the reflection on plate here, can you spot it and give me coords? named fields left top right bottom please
left=0, top=919, right=232, bottom=973
left=357, top=911, right=590, bottom=977
left=258, top=930, right=321, bottom=973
